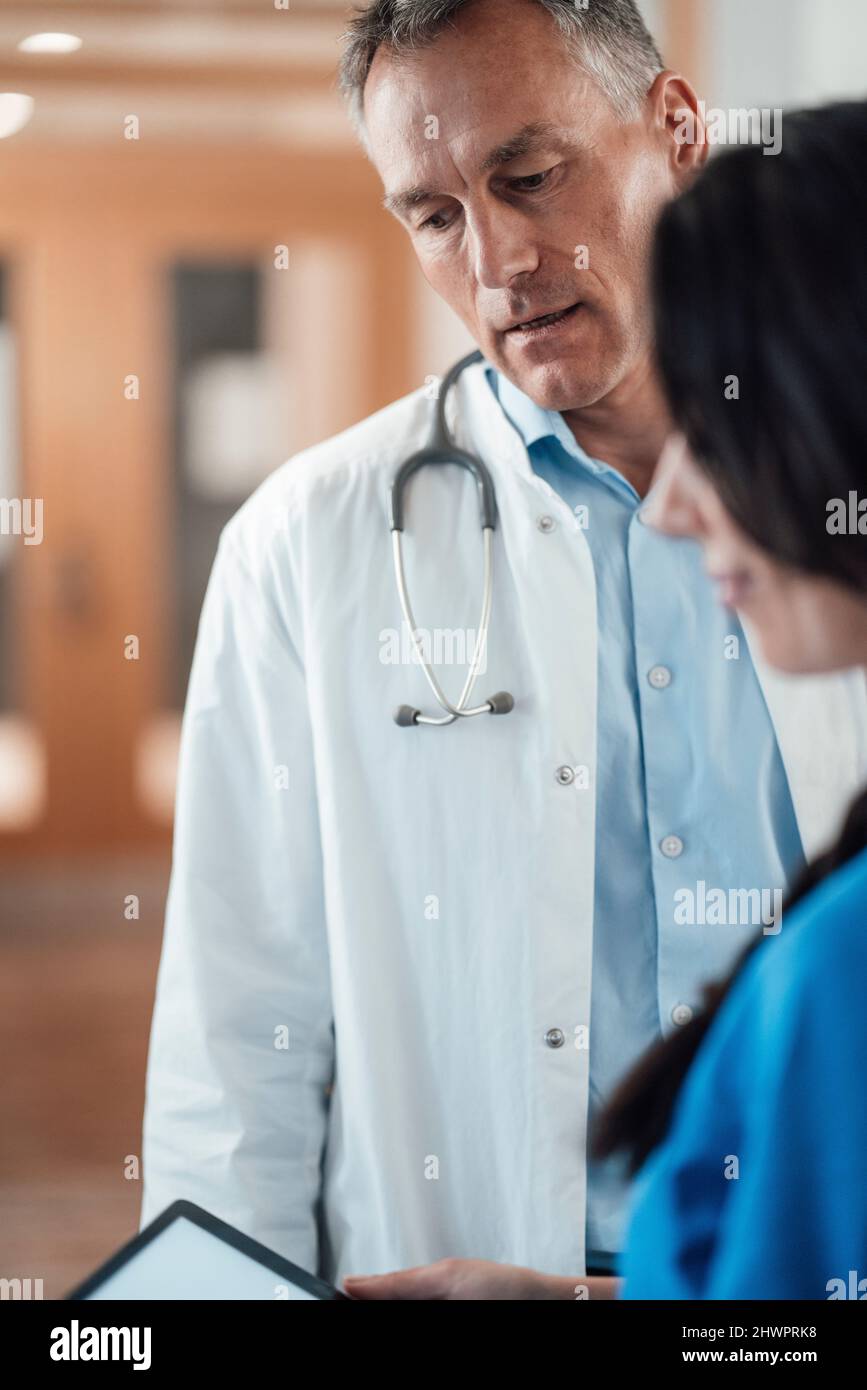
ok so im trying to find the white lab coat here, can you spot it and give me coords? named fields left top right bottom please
left=140, top=356, right=867, bottom=1283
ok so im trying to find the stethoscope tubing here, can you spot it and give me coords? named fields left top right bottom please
left=391, top=526, right=495, bottom=725
left=389, top=350, right=514, bottom=729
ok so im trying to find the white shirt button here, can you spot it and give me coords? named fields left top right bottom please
left=671, top=1003, right=694, bottom=1027
left=660, top=834, right=684, bottom=858
left=648, top=664, right=672, bottom=689
left=537, top=515, right=556, bottom=533
left=555, top=765, right=575, bottom=786
left=544, top=1027, right=565, bottom=1048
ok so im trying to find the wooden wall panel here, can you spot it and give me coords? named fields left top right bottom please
left=0, top=144, right=414, bottom=857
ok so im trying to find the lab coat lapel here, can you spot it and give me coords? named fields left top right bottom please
left=446, top=354, right=532, bottom=479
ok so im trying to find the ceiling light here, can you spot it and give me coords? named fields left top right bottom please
left=18, top=33, right=83, bottom=55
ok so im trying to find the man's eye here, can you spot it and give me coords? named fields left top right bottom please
left=419, top=210, right=453, bottom=232
left=416, top=169, right=554, bottom=231
left=510, top=169, right=552, bottom=192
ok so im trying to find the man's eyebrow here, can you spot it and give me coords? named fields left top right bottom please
left=382, top=121, right=564, bottom=219
left=479, top=120, right=564, bottom=173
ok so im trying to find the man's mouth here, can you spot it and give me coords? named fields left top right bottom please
left=505, top=302, right=582, bottom=337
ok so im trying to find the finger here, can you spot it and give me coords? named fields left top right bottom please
left=343, top=1267, right=443, bottom=1300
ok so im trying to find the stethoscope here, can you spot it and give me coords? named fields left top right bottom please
left=389, top=349, right=515, bottom=728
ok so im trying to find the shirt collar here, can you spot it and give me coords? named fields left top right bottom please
left=485, top=364, right=640, bottom=502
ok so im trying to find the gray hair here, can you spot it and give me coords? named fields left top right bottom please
left=338, top=0, right=665, bottom=145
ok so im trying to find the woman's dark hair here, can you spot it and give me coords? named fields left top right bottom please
left=653, top=101, right=867, bottom=593
left=594, top=101, right=867, bottom=1175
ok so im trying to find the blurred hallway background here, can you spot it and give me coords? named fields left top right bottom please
left=0, top=0, right=864, bottom=1299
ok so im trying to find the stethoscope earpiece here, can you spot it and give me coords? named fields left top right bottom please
left=393, top=705, right=420, bottom=728
left=392, top=691, right=513, bottom=729
left=487, top=692, right=514, bottom=716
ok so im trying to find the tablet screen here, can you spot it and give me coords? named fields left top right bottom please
left=85, top=1215, right=319, bottom=1301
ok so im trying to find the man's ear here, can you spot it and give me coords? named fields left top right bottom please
left=646, top=71, right=709, bottom=185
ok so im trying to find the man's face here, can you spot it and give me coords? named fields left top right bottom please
left=364, top=0, right=679, bottom=411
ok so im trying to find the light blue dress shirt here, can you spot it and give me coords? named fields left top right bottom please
left=486, top=367, right=805, bottom=1269
left=621, top=842, right=867, bottom=1299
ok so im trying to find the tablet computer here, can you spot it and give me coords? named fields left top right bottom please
left=66, top=1199, right=349, bottom=1301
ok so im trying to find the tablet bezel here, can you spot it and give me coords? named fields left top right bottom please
left=66, top=1199, right=350, bottom=1301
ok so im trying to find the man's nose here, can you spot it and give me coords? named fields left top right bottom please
left=467, top=203, right=539, bottom=289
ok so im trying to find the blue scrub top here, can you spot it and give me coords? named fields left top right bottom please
left=620, top=839, right=867, bottom=1300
